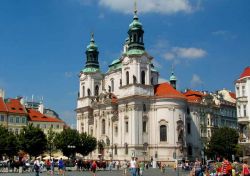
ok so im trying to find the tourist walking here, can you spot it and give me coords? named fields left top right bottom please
left=242, top=160, right=250, bottom=176
left=221, top=157, right=231, bottom=176
left=139, top=161, right=145, bottom=176
left=91, top=160, right=97, bottom=176
left=34, top=158, right=40, bottom=176
left=122, top=160, right=128, bottom=175
left=130, top=157, right=137, bottom=176
left=58, top=158, right=65, bottom=176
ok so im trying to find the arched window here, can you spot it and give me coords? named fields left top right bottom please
left=143, top=121, right=147, bottom=133
left=133, top=75, right=137, bottom=84
left=141, top=71, right=145, bottom=84
left=126, top=71, right=129, bottom=85
left=111, top=79, right=114, bottom=92
left=101, top=119, right=105, bottom=134
left=95, top=85, right=99, bottom=96
left=114, top=144, right=117, bottom=155
left=87, top=89, right=91, bottom=96
left=82, top=86, right=85, bottom=97
left=125, top=143, right=128, bottom=155
left=188, top=145, right=192, bottom=156
left=160, top=125, right=167, bottom=141
left=133, top=34, right=136, bottom=42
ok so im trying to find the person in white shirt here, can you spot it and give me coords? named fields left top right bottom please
left=130, top=157, right=136, bottom=176
left=34, top=158, right=41, bottom=176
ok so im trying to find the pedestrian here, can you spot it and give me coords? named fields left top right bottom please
left=122, top=159, right=128, bottom=175
left=91, top=160, right=97, bottom=176
left=221, top=157, right=231, bottom=176
left=139, top=161, right=145, bottom=176
left=130, top=157, right=137, bottom=176
left=58, top=158, right=65, bottom=176
left=34, top=158, right=40, bottom=176
left=194, top=158, right=201, bottom=176
left=50, top=158, right=55, bottom=176
left=109, top=160, right=113, bottom=172
left=242, top=160, right=250, bottom=176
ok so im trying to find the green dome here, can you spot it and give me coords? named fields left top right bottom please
left=86, top=34, right=98, bottom=51
left=129, top=16, right=142, bottom=30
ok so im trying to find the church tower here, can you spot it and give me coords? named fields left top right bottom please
left=169, top=67, right=177, bottom=89
left=76, top=33, right=103, bottom=133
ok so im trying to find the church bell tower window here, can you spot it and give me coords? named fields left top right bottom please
left=141, top=71, right=145, bottom=84
left=126, top=71, right=129, bottom=85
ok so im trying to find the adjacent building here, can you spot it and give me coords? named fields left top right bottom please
left=236, top=66, right=250, bottom=154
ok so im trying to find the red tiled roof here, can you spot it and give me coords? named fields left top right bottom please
left=183, top=90, right=204, bottom=103
left=28, top=109, right=63, bottom=123
left=239, top=66, right=250, bottom=79
left=0, top=97, right=8, bottom=112
left=229, top=92, right=236, bottom=99
left=5, top=98, right=27, bottom=115
left=154, top=82, right=186, bottom=99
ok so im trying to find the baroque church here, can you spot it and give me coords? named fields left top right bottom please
left=76, top=8, right=189, bottom=162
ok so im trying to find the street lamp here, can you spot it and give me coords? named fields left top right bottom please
left=67, top=145, right=76, bottom=159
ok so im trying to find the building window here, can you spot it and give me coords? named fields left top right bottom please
left=111, top=79, right=114, bottom=92
left=51, top=124, right=53, bottom=128
left=125, top=143, right=128, bottom=155
left=115, top=126, right=118, bottom=134
left=125, top=121, right=128, bottom=133
left=244, top=105, right=247, bottom=117
left=207, top=118, right=210, bottom=125
left=236, top=86, right=239, bottom=96
left=82, top=86, right=85, bottom=97
left=9, top=117, right=13, bottom=123
left=188, top=145, right=192, bottom=156
left=22, top=117, right=26, bottom=124
left=37, top=124, right=40, bottom=128
left=102, top=119, right=105, bottom=134
left=151, top=77, right=154, bottom=85
left=57, top=124, right=59, bottom=129
left=0, top=115, right=4, bottom=122
left=95, top=85, right=99, bottom=96
left=126, top=71, right=129, bottom=85
left=143, top=121, right=147, bottom=133
left=141, top=71, right=145, bottom=84
left=160, top=125, right=167, bottom=141
left=187, top=122, right=191, bottom=134
left=242, top=86, right=245, bottom=96
left=143, top=104, right=146, bottom=112
left=114, top=144, right=117, bottom=155
left=238, top=106, right=241, bottom=116
left=133, top=75, right=137, bottom=84
left=87, top=89, right=91, bottom=96
left=44, top=124, right=46, bottom=129
left=120, top=79, right=122, bottom=87
left=16, top=117, right=19, bottom=123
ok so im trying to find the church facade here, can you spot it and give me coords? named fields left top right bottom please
left=76, top=10, right=188, bottom=162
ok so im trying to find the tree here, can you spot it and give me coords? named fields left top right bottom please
left=47, top=127, right=56, bottom=159
left=54, top=128, right=80, bottom=158
left=78, top=132, right=97, bottom=156
left=19, top=124, right=47, bottom=157
left=206, top=127, right=239, bottom=160
left=0, top=125, right=19, bottom=158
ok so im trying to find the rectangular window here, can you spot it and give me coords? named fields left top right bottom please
left=51, top=124, right=54, bottom=128
left=143, top=121, right=147, bottom=133
left=238, top=106, right=241, bottom=116
left=187, top=122, right=191, bottom=134
left=16, top=117, right=19, bottom=123
left=242, top=86, right=245, bottom=96
left=0, top=115, right=4, bottom=122
left=43, top=124, right=46, bottom=129
left=236, top=86, right=240, bottom=96
left=125, top=121, right=128, bottom=133
left=9, top=117, right=13, bottom=123
left=37, top=124, right=40, bottom=128
left=57, top=124, right=59, bottom=129
left=244, top=105, right=247, bottom=117
left=22, top=117, right=26, bottom=124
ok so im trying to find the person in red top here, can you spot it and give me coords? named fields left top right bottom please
left=221, top=157, right=231, bottom=176
left=91, top=160, right=97, bottom=176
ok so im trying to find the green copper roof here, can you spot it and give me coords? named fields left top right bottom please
left=126, top=49, right=145, bottom=56
left=107, top=58, right=122, bottom=72
left=170, top=72, right=177, bottom=81
left=82, top=67, right=99, bottom=73
left=129, top=17, right=142, bottom=30
left=110, top=58, right=121, bottom=65
left=86, top=33, right=98, bottom=51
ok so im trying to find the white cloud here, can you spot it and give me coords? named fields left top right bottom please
left=164, top=52, right=175, bottom=60
left=98, top=0, right=195, bottom=14
left=64, top=71, right=74, bottom=78
left=190, top=74, right=203, bottom=88
left=173, top=47, right=207, bottom=59
left=212, top=30, right=237, bottom=40
left=158, top=77, right=169, bottom=83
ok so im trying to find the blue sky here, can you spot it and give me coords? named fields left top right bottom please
left=0, top=0, right=249, bottom=126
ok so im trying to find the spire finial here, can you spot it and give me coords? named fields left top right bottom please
left=171, top=64, right=174, bottom=75
left=134, top=0, right=137, bottom=16
left=90, top=32, right=94, bottom=42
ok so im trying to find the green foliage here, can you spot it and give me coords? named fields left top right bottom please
left=19, top=124, right=47, bottom=157
left=206, top=127, right=239, bottom=160
left=47, top=127, right=56, bottom=156
left=54, top=128, right=80, bottom=158
left=0, top=125, right=19, bottom=158
left=78, top=132, right=97, bottom=156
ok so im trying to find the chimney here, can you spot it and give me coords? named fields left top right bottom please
left=38, top=103, right=44, bottom=114
left=0, top=89, right=5, bottom=99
